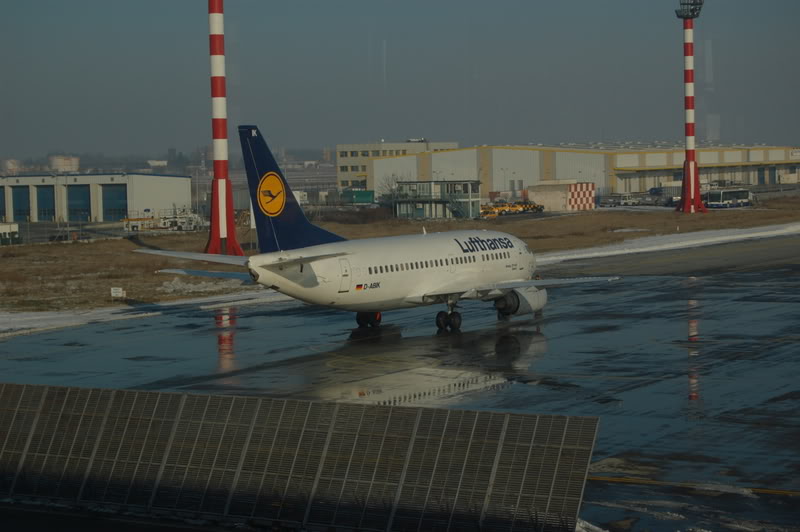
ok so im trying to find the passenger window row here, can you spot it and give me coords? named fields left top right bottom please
left=368, top=251, right=510, bottom=276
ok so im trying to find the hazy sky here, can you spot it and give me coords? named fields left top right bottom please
left=1, top=0, right=798, bottom=158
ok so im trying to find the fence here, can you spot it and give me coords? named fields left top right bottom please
left=0, top=383, right=598, bottom=531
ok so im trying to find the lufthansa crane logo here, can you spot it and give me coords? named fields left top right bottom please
left=257, top=172, right=285, bottom=217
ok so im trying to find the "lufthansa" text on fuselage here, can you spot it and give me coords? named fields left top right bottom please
left=454, top=236, right=515, bottom=253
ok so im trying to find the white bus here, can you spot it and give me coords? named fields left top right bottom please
left=703, top=189, right=752, bottom=208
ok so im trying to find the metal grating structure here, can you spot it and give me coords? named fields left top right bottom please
left=0, top=383, right=598, bottom=531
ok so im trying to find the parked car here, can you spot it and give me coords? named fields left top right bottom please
left=618, top=194, right=641, bottom=206
left=599, top=196, right=620, bottom=207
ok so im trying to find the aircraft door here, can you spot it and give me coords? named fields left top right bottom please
left=338, top=258, right=352, bottom=293
left=448, top=254, right=456, bottom=273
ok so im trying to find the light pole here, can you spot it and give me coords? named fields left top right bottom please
left=675, top=0, right=707, bottom=213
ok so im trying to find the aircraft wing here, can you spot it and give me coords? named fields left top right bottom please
left=158, top=269, right=253, bottom=281
left=405, top=276, right=619, bottom=304
left=489, top=276, right=620, bottom=290
left=134, top=249, right=249, bottom=266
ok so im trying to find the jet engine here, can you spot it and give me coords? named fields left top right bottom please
left=494, top=286, right=548, bottom=317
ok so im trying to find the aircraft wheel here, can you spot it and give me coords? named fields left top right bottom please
left=448, top=311, right=462, bottom=331
left=497, top=311, right=511, bottom=322
left=368, top=312, right=382, bottom=327
left=435, top=311, right=449, bottom=330
left=356, top=312, right=369, bottom=328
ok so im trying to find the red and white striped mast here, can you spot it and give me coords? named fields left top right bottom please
left=205, top=0, right=244, bottom=255
left=676, top=0, right=707, bottom=214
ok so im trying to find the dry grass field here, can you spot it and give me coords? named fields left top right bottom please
left=1, top=198, right=798, bottom=311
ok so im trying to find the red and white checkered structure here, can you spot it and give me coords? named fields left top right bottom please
left=567, top=183, right=595, bottom=211
left=676, top=6, right=707, bottom=213
left=205, top=0, right=244, bottom=255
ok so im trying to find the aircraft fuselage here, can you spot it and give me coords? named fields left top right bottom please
left=247, top=230, right=536, bottom=312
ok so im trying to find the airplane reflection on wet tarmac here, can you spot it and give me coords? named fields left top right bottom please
left=209, top=304, right=548, bottom=406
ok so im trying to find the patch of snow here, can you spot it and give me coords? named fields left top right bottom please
left=692, top=483, right=757, bottom=498
left=586, top=500, right=686, bottom=521
left=0, top=289, right=291, bottom=339
left=576, top=519, right=609, bottom=532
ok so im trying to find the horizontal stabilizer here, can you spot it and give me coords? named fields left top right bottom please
left=135, top=249, right=249, bottom=266
left=250, top=251, right=349, bottom=268
left=158, top=269, right=253, bottom=282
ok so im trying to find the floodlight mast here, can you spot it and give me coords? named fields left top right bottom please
left=676, top=0, right=707, bottom=213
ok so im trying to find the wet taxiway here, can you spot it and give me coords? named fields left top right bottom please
left=2, top=241, right=799, bottom=530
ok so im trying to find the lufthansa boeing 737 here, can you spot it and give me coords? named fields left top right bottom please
left=137, top=125, right=616, bottom=330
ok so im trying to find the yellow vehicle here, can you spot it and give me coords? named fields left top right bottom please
left=490, top=201, right=512, bottom=215
left=480, top=206, right=498, bottom=219
left=515, top=201, right=544, bottom=213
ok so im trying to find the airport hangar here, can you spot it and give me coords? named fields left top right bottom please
left=347, top=142, right=800, bottom=201
left=0, top=173, right=192, bottom=223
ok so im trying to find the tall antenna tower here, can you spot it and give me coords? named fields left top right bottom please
left=675, top=0, right=707, bottom=213
left=205, top=0, right=244, bottom=254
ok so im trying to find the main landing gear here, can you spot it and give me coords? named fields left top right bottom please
left=436, top=300, right=462, bottom=331
left=356, top=312, right=382, bottom=328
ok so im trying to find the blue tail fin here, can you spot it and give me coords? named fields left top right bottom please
left=239, top=125, right=346, bottom=253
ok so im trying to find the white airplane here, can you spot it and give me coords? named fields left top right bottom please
left=137, top=125, right=616, bottom=330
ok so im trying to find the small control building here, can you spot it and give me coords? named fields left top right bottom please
left=393, top=180, right=480, bottom=219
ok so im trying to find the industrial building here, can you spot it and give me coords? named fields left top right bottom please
left=369, top=144, right=800, bottom=202
left=336, top=139, right=458, bottom=190
left=0, top=173, right=191, bottom=223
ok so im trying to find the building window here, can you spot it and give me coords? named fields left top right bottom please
left=371, top=150, right=380, bottom=156
left=361, top=150, right=369, bottom=156
left=339, top=166, right=348, bottom=172
left=350, top=151, right=358, bottom=157
left=340, top=180, right=349, bottom=186
left=350, top=166, right=359, bottom=171
left=339, top=151, right=347, bottom=157
left=361, top=165, right=367, bottom=172
left=401, top=150, right=407, bottom=155
left=382, top=150, right=387, bottom=156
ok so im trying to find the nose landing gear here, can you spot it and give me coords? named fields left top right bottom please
left=356, top=312, right=382, bottom=328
